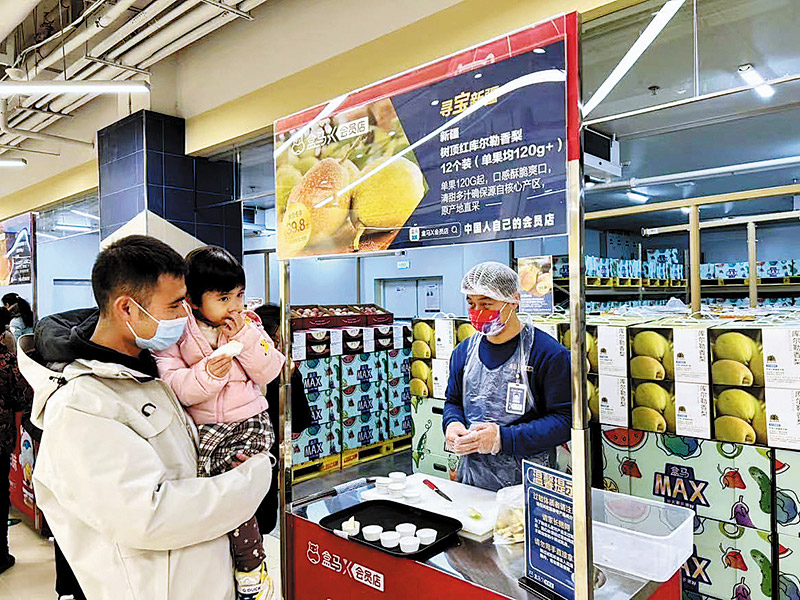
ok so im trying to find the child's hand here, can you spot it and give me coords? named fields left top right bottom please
left=207, top=354, right=233, bottom=378
left=221, top=311, right=245, bottom=337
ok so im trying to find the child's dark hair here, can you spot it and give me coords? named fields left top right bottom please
left=253, top=304, right=280, bottom=337
left=185, top=246, right=246, bottom=304
left=2, top=293, right=34, bottom=327
left=0, top=307, right=12, bottom=331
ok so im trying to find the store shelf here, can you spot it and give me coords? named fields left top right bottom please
left=553, top=278, right=687, bottom=297
left=700, top=283, right=800, bottom=294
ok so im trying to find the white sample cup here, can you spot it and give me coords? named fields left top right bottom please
left=416, top=528, right=437, bottom=545
left=388, top=483, right=405, bottom=498
left=362, top=525, right=383, bottom=542
left=400, top=536, right=421, bottom=553
left=380, top=531, right=401, bottom=548
left=396, top=523, right=417, bottom=537
left=403, top=490, right=421, bottom=504
left=375, top=477, right=391, bottom=493
left=388, top=472, right=407, bottom=483
left=342, top=519, right=360, bottom=535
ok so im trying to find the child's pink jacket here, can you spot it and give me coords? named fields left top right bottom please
left=154, top=311, right=286, bottom=425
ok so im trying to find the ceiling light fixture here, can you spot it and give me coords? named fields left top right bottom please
left=0, top=158, right=27, bottom=168
left=681, top=207, right=692, bottom=214
left=533, top=48, right=546, bottom=54
left=627, top=190, right=649, bottom=203
left=583, top=0, right=685, bottom=117
left=53, top=223, right=93, bottom=232
left=70, top=209, right=100, bottom=221
left=0, top=80, right=150, bottom=98
left=737, top=64, right=775, bottom=98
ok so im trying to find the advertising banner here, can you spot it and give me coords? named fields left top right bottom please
left=523, top=460, right=575, bottom=600
left=274, top=14, right=579, bottom=259
left=518, top=255, right=554, bottom=314
left=0, top=213, right=33, bottom=285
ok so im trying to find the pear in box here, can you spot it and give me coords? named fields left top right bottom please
left=634, top=382, right=670, bottom=412
left=750, top=350, right=765, bottom=386
left=713, top=332, right=756, bottom=364
left=411, top=360, right=430, bottom=381
left=633, top=331, right=670, bottom=361
left=716, top=388, right=760, bottom=421
left=712, top=360, right=754, bottom=386
left=413, top=322, right=433, bottom=343
left=410, top=378, right=429, bottom=398
left=457, top=324, right=477, bottom=343
left=752, top=407, right=767, bottom=445
left=412, top=341, right=431, bottom=359
left=630, top=356, right=666, bottom=380
left=715, top=415, right=756, bottom=444
left=632, top=406, right=667, bottom=432
left=587, top=379, right=599, bottom=422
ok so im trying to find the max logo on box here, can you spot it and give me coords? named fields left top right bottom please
left=681, top=545, right=712, bottom=588
left=653, top=464, right=710, bottom=508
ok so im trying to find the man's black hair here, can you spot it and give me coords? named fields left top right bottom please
left=185, top=246, right=246, bottom=304
left=253, top=304, right=280, bottom=337
left=92, top=235, right=187, bottom=315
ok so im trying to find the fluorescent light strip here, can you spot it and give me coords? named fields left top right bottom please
left=0, top=80, right=150, bottom=97
left=0, top=158, right=27, bottom=167
left=737, top=64, right=775, bottom=98
left=627, top=191, right=649, bottom=203
left=583, top=0, right=686, bottom=117
left=71, top=209, right=100, bottom=221
left=54, top=223, right=93, bottom=232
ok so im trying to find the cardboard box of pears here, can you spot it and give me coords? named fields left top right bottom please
left=291, top=304, right=412, bottom=361
left=531, top=314, right=800, bottom=451
left=408, top=319, right=478, bottom=400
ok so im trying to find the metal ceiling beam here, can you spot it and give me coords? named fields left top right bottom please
left=642, top=209, right=800, bottom=236
left=84, top=55, right=151, bottom=76
left=586, top=182, right=800, bottom=220
left=0, top=143, right=59, bottom=156
left=197, top=0, right=253, bottom=20
left=587, top=155, right=800, bottom=192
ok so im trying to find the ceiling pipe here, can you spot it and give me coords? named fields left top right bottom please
left=0, top=0, right=268, bottom=150
left=0, top=98, right=93, bottom=148
left=22, top=0, right=141, bottom=81
left=588, top=155, right=800, bottom=192
left=1, top=0, right=235, bottom=145
left=0, top=0, right=44, bottom=49
left=1, top=0, right=271, bottom=150
left=0, top=143, right=59, bottom=156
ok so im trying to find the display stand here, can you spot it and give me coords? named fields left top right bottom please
left=271, top=12, right=646, bottom=600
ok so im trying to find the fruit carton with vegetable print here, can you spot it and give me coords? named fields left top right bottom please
left=601, top=427, right=773, bottom=532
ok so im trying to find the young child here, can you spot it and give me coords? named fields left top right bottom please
left=155, top=246, right=285, bottom=600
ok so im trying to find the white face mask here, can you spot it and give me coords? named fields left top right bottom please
left=126, top=299, right=188, bottom=352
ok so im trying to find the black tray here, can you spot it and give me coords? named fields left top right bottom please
left=318, top=499, right=462, bottom=559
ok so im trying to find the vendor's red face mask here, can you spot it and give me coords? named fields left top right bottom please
left=469, top=305, right=507, bottom=336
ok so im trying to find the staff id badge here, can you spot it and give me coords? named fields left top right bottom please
left=506, top=382, right=527, bottom=415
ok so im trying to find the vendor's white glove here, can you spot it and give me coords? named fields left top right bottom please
left=453, top=423, right=501, bottom=455
left=470, top=423, right=502, bottom=455
left=445, top=421, right=469, bottom=453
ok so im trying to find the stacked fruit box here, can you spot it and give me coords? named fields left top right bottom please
left=340, top=352, right=389, bottom=451
left=600, top=427, right=776, bottom=600
left=409, top=318, right=477, bottom=481
left=292, top=358, right=342, bottom=467
left=386, top=348, right=413, bottom=439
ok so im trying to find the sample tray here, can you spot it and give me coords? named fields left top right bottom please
left=319, top=499, right=462, bottom=560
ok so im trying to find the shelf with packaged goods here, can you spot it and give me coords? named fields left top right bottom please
left=553, top=278, right=688, bottom=297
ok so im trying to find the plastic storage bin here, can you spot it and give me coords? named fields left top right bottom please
left=591, top=488, right=693, bottom=582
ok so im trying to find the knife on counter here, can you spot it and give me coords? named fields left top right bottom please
left=423, top=478, right=453, bottom=502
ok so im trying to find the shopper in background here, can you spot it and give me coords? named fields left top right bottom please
left=0, top=308, right=16, bottom=353
left=16, top=235, right=273, bottom=600
left=154, top=246, right=285, bottom=600
left=443, top=261, right=571, bottom=492
left=252, top=303, right=313, bottom=535
left=2, top=293, right=34, bottom=340
left=0, top=307, right=33, bottom=575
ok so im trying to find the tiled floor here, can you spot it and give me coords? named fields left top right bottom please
left=0, top=451, right=411, bottom=598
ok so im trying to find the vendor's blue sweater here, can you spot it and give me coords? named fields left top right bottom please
left=443, top=328, right=572, bottom=456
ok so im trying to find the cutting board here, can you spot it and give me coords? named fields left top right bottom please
left=361, top=473, right=498, bottom=542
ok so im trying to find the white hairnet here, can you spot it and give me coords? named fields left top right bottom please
left=461, top=261, right=520, bottom=303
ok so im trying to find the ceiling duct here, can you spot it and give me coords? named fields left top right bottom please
left=0, top=0, right=43, bottom=50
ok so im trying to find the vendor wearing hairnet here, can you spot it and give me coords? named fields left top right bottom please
left=443, top=261, right=571, bottom=491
